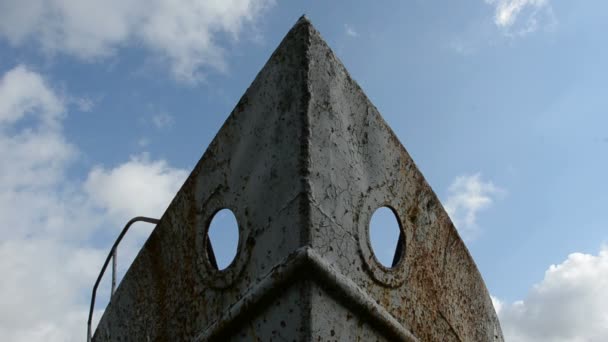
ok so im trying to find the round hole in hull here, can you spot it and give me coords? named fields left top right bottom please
left=369, top=206, right=404, bottom=268
left=207, top=209, right=239, bottom=271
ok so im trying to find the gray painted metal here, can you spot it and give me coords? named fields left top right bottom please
left=91, top=16, right=504, bottom=341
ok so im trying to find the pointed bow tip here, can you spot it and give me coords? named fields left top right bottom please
left=297, top=14, right=310, bottom=22
left=295, top=14, right=313, bottom=27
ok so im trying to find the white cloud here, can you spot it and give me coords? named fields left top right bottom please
left=0, top=65, right=188, bottom=341
left=345, top=24, right=358, bottom=37
left=0, top=240, right=105, bottom=342
left=137, top=137, right=150, bottom=147
left=484, top=0, right=555, bottom=35
left=0, top=65, right=76, bottom=223
left=71, top=96, right=95, bottom=112
left=496, top=246, right=608, bottom=342
left=0, top=129, right=75, bottom=191
left=0, top=0, right=274, bottom=83
left=449, top=0, right=555, bottom=55
left=85, top=153, right=188, bottom=225
left=491, top=295, right=504, bottom=315
left=151, top=112, right=174, bottom=129
left=448, top=38, right=476, bottom=56
left=0, top=65, right=64, bottom=126
left=443, top=173, right=504, bottom=240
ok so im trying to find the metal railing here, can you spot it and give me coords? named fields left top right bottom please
left=87, top=216, right=160, bottom=342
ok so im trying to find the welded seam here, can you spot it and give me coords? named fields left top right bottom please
left=299, top=18, right=314, bottom=342
left=299, top=15, right=313, bottom=247
left=439, top=310, right=463, bottom=342
left=192, top=247, right=419, bottom=342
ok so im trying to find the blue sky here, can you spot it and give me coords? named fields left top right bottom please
left=1, top=1, right=607, bottom=341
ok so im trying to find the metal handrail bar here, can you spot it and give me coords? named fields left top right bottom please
left=87, top=216, right=160, bottom=342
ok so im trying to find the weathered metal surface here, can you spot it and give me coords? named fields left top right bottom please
left=92, top=16, right=503, bottom=341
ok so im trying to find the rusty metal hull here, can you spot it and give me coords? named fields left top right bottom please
left=92, top=16, right=503, bottom=342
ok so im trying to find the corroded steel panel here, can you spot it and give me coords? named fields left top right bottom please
left=92, top=16, right=503, bottom=342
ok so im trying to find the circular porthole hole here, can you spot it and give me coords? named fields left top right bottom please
left=207, top=209, right=240, bottom=271
left=369, top=206, right=404, bottom=268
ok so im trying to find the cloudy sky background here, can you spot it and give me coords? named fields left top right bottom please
left=1, top=0, right=607, bottom=341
